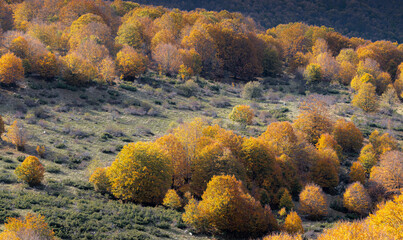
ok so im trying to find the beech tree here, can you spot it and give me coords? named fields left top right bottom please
left=293, top=99, right=333, bottom=144
left=116, top=46, right=148, bottom=80
left=0, top=53, right=24, bottom=85
left=343, top=182, right=371, bottom=215
left=2, top=120, right=27, bottom=151
left=15, top=156, right=45, bottom=186
left=0, top=213, right=55, bottom=240
left=349, top=162, right=366, bottom=185
left=183, top=175, right=278, bottom=236
left=332, top=119, right=363, bottom=153
left=284, top=211, right=304, bottom=234
left=369, top=194, right=403, bottom=239
left=352, top=82, right=379, bottom=112
left=107, top=142, right=173, bottom=204
left=89, top=167, right=111, bottom=194
left=369, top=151, right=402, bottom=194
left=163, top=189, right=182, bottom=209
left=228, top=105, right=254, bottom=126
left=299, top=183, right=328, bottom=219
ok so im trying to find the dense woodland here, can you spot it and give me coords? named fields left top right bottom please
left=0, top=0, right=402, bottom=239
left=132, top=0, right=403, bottom=43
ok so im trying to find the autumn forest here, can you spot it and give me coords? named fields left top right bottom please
left=0, top=0, right=402, bottom=239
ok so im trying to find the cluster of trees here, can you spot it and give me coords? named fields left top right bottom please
left=0, top=0, right=402, bottom=90
left=88, top=98, right=402, bottom=236
left=133, top=0, right=403, bottom=43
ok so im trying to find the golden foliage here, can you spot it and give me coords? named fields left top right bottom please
left=62, top=52, right=97, bottom=86
left=116, top=45, right=148, bottom=80
left=369, top=130, right=399, bottom=156
left=89, top=167, right=111, bottom=194
left=299, top=183, right=328, bottom=219
left=259, top=121, right=298, bottom=156
left=284, top=211, right=304, bottom=234
left=293, top=99, right=333, bottom=144
left=332, top=119, right=363, bottom=153
left=263, top=233, right=302, bottom=240
left=191, top=142, right=245, bottom=196
left=2, top=120, right=27, bottom=151
left=107, top=142, right=173, bottom=204
left=316, top=133, right=342, bottom=159
left=0, top=213, right=55, bottom=240
left=369, top=151, right=403, bottom=194
left=9, top=36, right=29, bottom=59
left=163, top=189, right=182, bottom=209
left=15, top=156, right=44, bottom=186
left=343, top=182, right=371, bottom=215
left=36, top=52, right=58, bottom=80
left=358, top=144, right=378, bottom=173
left=310, top=148, right=339, bottom=188
left=349, top=162, right=366, bottom=185
left=183, top=175, right=278, bottom=235
left=352, top=82, right=379, bottom=112
left=369, top=194, right=403, bottom=239
left=317, top=220, right=390, bottom=240
left=155, top=134, right=189, bottom=190
left=228, top=105, right=254, bottom=125
left=350, top=73, right=375, bottom=91
left=36, top=145, right=45, bottom=158
left=0, top=53, right=24, bottom=85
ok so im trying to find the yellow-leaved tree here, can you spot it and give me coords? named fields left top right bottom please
left=89, top=167, right=111, bottom=194
left=349, top=162, right=366, bottom=185
left=369, top=194, right=403, bottom=239
left=15, top=156, right=44, bottom=186
left=283, top=211, right=304, bottom=234
left=163, top=189, right=182, bottom=209
left=0, top=213, right=56, bottom=240
left=182, top=175, right=278, bottom=236
left=0, top=52, right=24, bottom=85
left=352, top=82, right=379, bottom=112
left=317, top=220, right=390, bottom=240
left=299, top=183, right=328, bottom=219
left=116, top=45, right=148, bottom=80
left=228, top=105, right=254, bottom=126
left=3, top=120, right=27, bottom=151
left=107, top=142, right=173, bottom=204
left=343, top=182, right=371, bottom=215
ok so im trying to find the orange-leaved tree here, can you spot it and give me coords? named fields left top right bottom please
left=284, top=211, right=304, bottom=234
left=0, top=52, right=24, bottom=85
left=0, top=213, right=55, bottom=240
left=15, top=156, right=44, bottom=186
left=116, top=45, right=148, bottom=80
left=343, top=182, right=371, bottom=215
left=349, top=162, right=366, bottom=185
left=299, top=183, right=328, bottom=219
left=332, top=119, right=363, bottom=153
left=107, top=142, right=173, bottom=204
left=182, top=175, right=278, bottom=236
left=293, top=99, right=333, bottom=144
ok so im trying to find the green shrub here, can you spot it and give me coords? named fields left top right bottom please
left=242, top=81, right=263, bottom=99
